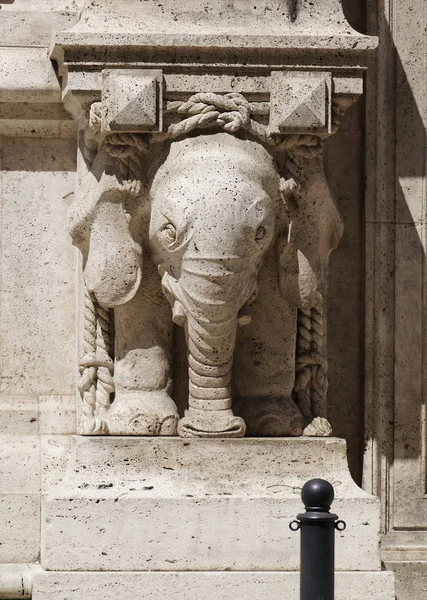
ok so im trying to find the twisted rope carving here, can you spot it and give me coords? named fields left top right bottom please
left=78, top=287, right=114, bottom=435
left=79, top=288, right=99, bottom=434
left=88, top=103, right=146, bottom=194
left=293, top=304, right=328, bottom=424
left=88, top=93, right=323, bottom=168
left=105, top=133, right=147, bottom=195
left=158, top=92, right=322, bottom=157
left=94, top=302, right=115, bottom=428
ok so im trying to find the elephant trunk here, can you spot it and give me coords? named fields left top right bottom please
left=167, top=256, right=252, bottom=437
left=187, top=314, right=235, bottom=412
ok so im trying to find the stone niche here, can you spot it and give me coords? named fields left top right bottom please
left=33, top=1, right=394, bottom=599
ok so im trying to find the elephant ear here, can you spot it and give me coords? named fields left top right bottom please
left=68, top=147, right=143, bottom=308
left=277, top=154, right=343, bottom=310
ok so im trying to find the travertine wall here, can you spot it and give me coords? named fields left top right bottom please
left=0, top=0, right=425, bottom=598
left=0, top=137, right=77, bottom=563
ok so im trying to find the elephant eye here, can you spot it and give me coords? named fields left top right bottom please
left=161, top=222, right=177, bottom=245
left=255, top=226, right=266, bottom=241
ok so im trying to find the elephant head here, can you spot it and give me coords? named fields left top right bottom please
left=148, top=133, right=286, bottom=437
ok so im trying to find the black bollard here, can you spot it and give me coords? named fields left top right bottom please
left=289, top=479, right=346, bottom=600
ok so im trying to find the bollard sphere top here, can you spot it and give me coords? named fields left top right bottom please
left=301, top=478, right=334, bottom=511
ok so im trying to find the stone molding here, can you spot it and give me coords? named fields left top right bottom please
left=0, top=564, right=43, bottom=599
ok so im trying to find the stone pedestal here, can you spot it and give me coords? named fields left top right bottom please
left=35, top=437, right=394, bottom=599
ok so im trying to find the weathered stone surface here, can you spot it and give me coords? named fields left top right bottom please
left=33, top=570, right=395, bottom=600
left=0, top=0, right=84, bottom=46
left=53, top=0, right=376, bottom=52
left=0, top=138, right=77, bottom=397
left=42, top=437, right=381, bottom=572
left=0, top=0, right=406, bottom=597
left=39, top=396, right=76, bottom=435
left=41, top=435, right=75, bottom=492
left=0, top=435, right=40, bottom=494
left=0, top=494, right=40, bottom=563
left=0, top=396, right=39, bottom=435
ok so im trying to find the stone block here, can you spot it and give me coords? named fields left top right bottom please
left=0, top=48, right=60, bottom=103
left=269, top=71, right=331, bottom=134
left=0, top=138, right=77, bottom=396
left=39, top=396, right=76, bottom=435
left=42, top=437, right=381, bottom=572
left=41, top=435, right=74, bottom=492
left=0, top=2, right=84, bottom=46
left=33, top=571, right=395, bottom=600
left=0, top=396, right=39, bottom=435
left=0, top=435, right=40, bottom=493
left=0, top=435, right=41, bottom=562
left=0, top=493, right=40, bottom=563
left=102, top=69, right=162, bottom=132
left=384, top=561, right=427, bottom=600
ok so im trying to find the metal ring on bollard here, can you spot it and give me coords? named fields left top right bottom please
left=335, top=520, right=346, bottom=531
left=289, top=520, right=301, bottom=531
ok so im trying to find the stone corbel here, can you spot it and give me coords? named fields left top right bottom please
left=53, top=0, right=376, bottom=437
left=66, top=66, right=360, bottom=437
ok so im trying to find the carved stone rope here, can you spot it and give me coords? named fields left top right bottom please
left=94, top=302, right=115, bottom=429
left=89, top=103, right=146, bottom=192
left=293, top=304, right=331, bottom=435
left=89, top=94, right=323, bottom=162
left=161, top=92, right=323, bottom=157
left=79, top=288, right=99, bottom=434
left=79, top=288, right=114, bottom=434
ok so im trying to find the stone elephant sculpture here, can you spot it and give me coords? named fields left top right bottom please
left=69, top=132, right=342, bottom=437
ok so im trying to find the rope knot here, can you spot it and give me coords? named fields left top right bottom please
left=105, top=133, right=147, bottom=158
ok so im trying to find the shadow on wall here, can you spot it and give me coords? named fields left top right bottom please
left=341, top=0, right=366, bottom=32
left=331, top=0, right=426, bottom=505
left=388, top=43, right=426, bottom=497
left=324, top=0, right=367, bottom=486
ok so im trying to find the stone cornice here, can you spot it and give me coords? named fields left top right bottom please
left=51, top=0, right=377, bottom=77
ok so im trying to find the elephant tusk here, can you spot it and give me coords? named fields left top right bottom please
left=172, top=301, right=186, bottom=327
left=237, top=305, right=252, bottom=327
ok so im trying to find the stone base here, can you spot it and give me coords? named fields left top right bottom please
left=42, top=437, right=381, bottom=571
left=0, top=564, right=43, bottom=599
left=382, top=532, right=427, bottom=600
left=33, top=571, right=395, bottom=600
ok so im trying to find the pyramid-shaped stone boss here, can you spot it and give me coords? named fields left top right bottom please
left=103, top=72, right=158, bottom=131
left=269, top=74, right=328, bottom=133
left=279, top=80, right=326, bottom=130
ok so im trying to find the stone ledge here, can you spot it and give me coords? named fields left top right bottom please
left=0, top=2, right=83, bottom=47
left=0, top=49, right=61, bottom=104
left=32, top=570, right=395, bottom=600
left=382, top=531, right=427, bottom=562
left=0, top=48, right=74, bottom=136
